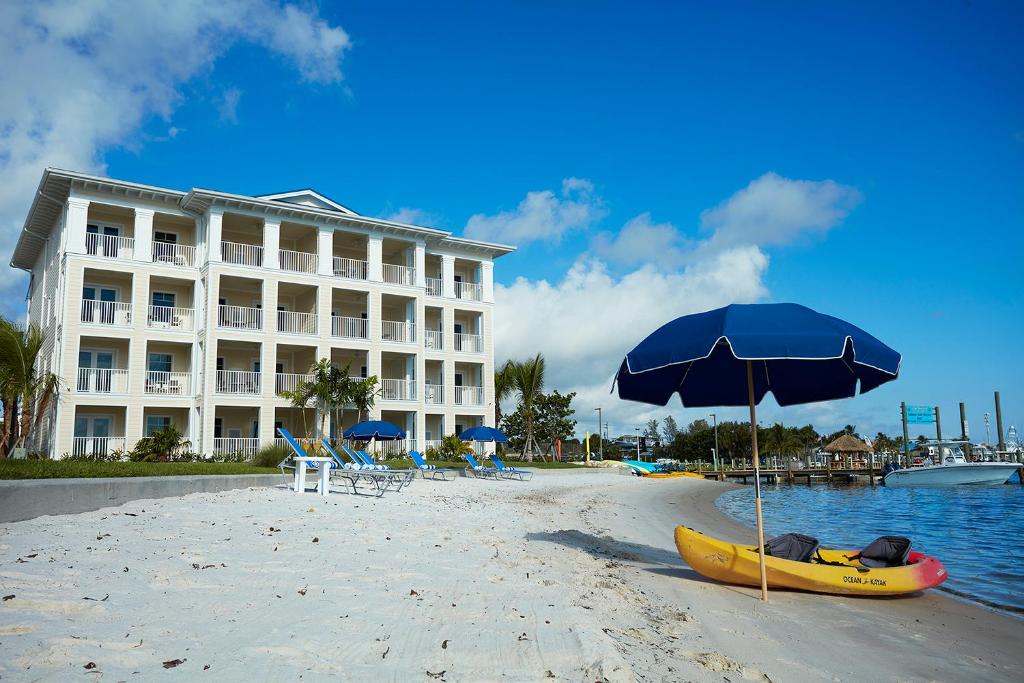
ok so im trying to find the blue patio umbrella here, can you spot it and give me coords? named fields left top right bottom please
left=614, top=303, right=900, bottom=601
left=458, top=426, right=509, bottom=443
left=343, top=420, right=407, bottom=441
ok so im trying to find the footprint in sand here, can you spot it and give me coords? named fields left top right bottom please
left=689, top=651, right=771, bottom=682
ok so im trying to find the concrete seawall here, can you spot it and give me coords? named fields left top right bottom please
left=0, top=474, right=289, bottom=523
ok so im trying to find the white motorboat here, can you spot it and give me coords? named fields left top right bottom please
left=883, top=441, right=1020, bottom=486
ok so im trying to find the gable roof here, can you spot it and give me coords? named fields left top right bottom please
left=256, top=189, right=357, bottom=215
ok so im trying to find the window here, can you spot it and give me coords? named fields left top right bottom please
left=146, top=415, right=172, bottom=436
left=148, top=353, right=173, bottom=373
left=151, top=292, right=176, bottom=308
left=154, top=231, right=177, bottom=244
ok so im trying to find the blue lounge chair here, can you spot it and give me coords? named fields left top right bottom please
left=409, top=451, right=456, bottom=480
left=277, top=428, right=344, bottom=494
left=463, top=452, right=500, bottom=479
left=488, top=453, right=533, bottom=481
left=320, top=439, right=413, bottom=495
left=355, top=449, right=391, bottom=471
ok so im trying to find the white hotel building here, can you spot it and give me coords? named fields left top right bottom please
left=10, top=169, right=514, bottom=459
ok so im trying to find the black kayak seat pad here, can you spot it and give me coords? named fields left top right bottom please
left=846, top=535, right=912, bottom=568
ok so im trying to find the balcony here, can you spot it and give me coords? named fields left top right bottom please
left=331, top=315, right=368, bottom=340
left=279, top=249, right=318, bottom=274
left=221, top=241, right=263, bottom=267
left=212, top=437, right=260, bottom=459
left=72, top=436, right=127, bottom=457
left=382, top=264, right=415, bottom=286
left=424, top=330, right=443, bottom=350
left=215, top=370, right=261, bottom=395
left=382, top=320, right=416, bottom=343
left=80, top=300, right=132, bottom=327
left=217, top=305, right=263, bottom=331
left=454, top=333, right=483, bottom=353
left=455, top=281, right=483, bottom=301
left=144, top=371, right=191, bottom=396
left=277, top=310, right=318, bottom=336
left=76, top=368, right=130, bottom=394
left=426, top=277, right=442, bottom=297
left=454, top=385, right=485, bottom=406
left=333, top=257, right=368, bottom=280
left=381, top=378, right=417, bottom=401
left=424, top=384, right=444, bottom=405
left=86, top=233, right=134, bottom=260
left=276, top=372, right=313, bottom=395
left=147, top=305, right=194, bottom=332
left=152, top=242, right=197, bottom=268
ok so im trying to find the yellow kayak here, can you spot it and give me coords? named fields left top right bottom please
left=646, top=471, right=703, bottom=479
left=674, top=526, right=947, bottom=596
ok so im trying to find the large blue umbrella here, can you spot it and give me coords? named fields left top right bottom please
left=614, top=303, right=900, bottom=600
left=459, top=426, right=508, bottom=443
left=343, top=420, right=406, bottom=441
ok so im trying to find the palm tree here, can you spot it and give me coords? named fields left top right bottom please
left=0, top=319, right=60, bottom=456
left=328, top=363, right=354, bottom=442
left=510, top=353, right=545, bottom=461
left=438, top=433, right=472, bottom=461
left=296, top=358, right=337, bottom=441
left=349, top=375, right=379, bottom=423
left=494, top=360, right=515, bottom=428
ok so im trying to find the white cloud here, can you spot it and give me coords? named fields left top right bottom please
left=0, top=0, right=351, bottom=315
left=463, top=177, right=605, bottom=245
left=591, top=213, right=692, bottom=269
left=218, top=88, right=244, bottom=124
left=382, top=207, right=439, bottom=227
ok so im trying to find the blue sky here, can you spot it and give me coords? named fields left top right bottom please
left=2, top=1, right=1021, bottom=441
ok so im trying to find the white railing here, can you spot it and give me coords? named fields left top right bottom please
left=424, top=384, right=444, bottom=405
left=145, top=371, right=191, bottom=395
left=455, top=385, right=485, bottom=406
left=80, top=300, right=132, bottom=327
left=147, top=305, right=194, bottom=331
left=381, top=378, right=416, bottom=401
left=152, top=242, right=196, bottom=267
left=422, top=439, right=444, bottom=453
left=332, top=315, right=368, bottom=339
left=279, top=249, right=318, bottom=274
left=72, top=436, right=127, bottom=457
left=217, top=304, right=263, bottom=330
left=424, top=329, right=443, bottom=350
left=333, top=257, right=368, bottom=280
left=276, top=372, right=314, bottom=395
left=213, top=438, right=260, bottom=459
left=382, top=263, right=415, bottom=286
left=76, top=368, right=130, bottom=394
left=221, top=241, right=263, bottom=266
left=382, top=320, right=415, bottom=343
left=373, top=439, right=413, bottom=458
left=277, top=310, right=318, bottom=335
left=426, top=277, right=442, bottom=296
left=85, top=233, right=134, bottom=260
left=454, top=333, right=483, bottom=353
left=215, top=370, right=261, bottom=395
left=455, top=281, right=483, bottom=301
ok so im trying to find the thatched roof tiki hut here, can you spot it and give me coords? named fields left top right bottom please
left=822, top=434, right=872, bottom=469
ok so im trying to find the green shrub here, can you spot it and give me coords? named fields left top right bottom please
left=251, top=443, right=291, bottom=468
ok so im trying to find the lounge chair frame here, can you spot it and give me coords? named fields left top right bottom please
left=488, top=454, right=534, bottom=481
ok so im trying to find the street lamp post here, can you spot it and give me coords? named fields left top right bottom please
left=984, top=412, right=991, bottom=445
left=710, top=413, right=719, bottom=474
left=594, top=408, right=603, bottom=461
left=634, top=426, right=641, bottom=460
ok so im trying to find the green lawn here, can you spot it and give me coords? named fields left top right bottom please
left=0, top=460, right=282, bottom=480
left=383, top=459, right=584, bottom=470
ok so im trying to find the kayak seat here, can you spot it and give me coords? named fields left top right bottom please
left=760, top=533, right=819, bottom=563
left=845, top=535, right=912, bottom=568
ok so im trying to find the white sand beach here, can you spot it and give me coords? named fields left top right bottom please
left=2, top=471, right=1022, bottom=682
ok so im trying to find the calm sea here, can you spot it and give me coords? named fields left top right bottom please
left=716, top=481, right=1024, bottom=615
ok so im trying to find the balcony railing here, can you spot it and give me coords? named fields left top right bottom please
left=279, top=249, right=318, bottom=274
left=381, top=378, right=416, bottom=401
left=215, top=370, right=261, bottom=395
left=72, top=436, right=127, bottom=457
left=332, top=315, right=368, bottom=339
left=85, top=233, right=134, bottom=260
left=221, top=241, right=263, bottom=266
left=424, top=383, right=444, bottom=405
left=424, top=330, right=443, bottom=350
left=80, top=300, right=132, bottom=327
left=152, top=242, right=196, bottom=267
left=147, top=305, right=194, bottom=331
left=454, top=332, right=483, bottom=353
left=422, top=439, right=444, bottom=453
left=277, top=310, right=318, bottom=336
left=382, top=320, right=415, bottom=343
left=276, top=372, right=314, bottom=395
left=382, top=263, right=415, bottom=286
left=333, top=257, right=368, bottom=280
left=76, top=368, right=130, bottom=394
left=217, top=304, right=262, bottom=330
left=212, top=438, right=260, bottom=459
left=455, top=281, right=483, bottom=301
left=455, top=385, right=485, bottom=406
left=426, top=277, right=442, bottom=297
left=373, top=439, right=413, bottom=458
left=145, top=371, right=191, bottom=395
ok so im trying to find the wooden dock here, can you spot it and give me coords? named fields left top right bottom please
left=698, top=463, right=881, bottom=485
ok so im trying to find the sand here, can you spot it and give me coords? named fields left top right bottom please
left=1, top=470, right=1021, bottom=682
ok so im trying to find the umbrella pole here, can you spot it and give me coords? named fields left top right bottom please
left=747, top=360, right=769, bottom=602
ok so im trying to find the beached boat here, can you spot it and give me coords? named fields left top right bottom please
left=883, top=441, right=1020, bottom=486
left=646, top=471, right=703, bottom=479
left=674, top=527, right=947, bottom=595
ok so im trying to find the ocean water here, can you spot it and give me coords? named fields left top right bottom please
left=716, top=482, right=1024, bottom=615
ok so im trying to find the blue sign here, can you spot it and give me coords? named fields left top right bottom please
left=906, top=405, right=934, bottom=424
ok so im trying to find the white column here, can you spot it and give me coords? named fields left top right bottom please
left=259, top=404, right=276, bottom=444
left=414, top=240, right=426, bottom=288
left=260, top=340, right=276, bottom=401
left=66, top=197, right=90, bottom=254
left=481, top=260, right=494, bottom=303
left=317, top=226, right=333, bottom=276
left=263, top=219, right=280, bottom=269
left=133, top=208, right=154, bottom=263
left=367, top=232, right=383, bottom=281
left=441, top=255, right=455, bottom=298
left=207, top=209, right=223, bottom=262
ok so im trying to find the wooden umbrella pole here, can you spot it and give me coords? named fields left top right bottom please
left=747, top=360, right=769, bottom=602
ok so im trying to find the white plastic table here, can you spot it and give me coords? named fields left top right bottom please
left=293, top=457, right=333, bottom=498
